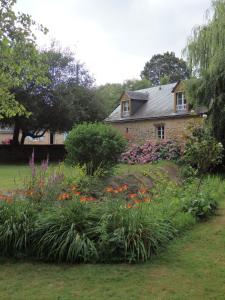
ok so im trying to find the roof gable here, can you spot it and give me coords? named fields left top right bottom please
left=106, top=82, right=179, bottom=122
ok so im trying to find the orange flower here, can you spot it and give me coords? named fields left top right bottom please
left=138, top=188, right=148, bottom=195
left=128, top=193, right=138, bottom=199
left=105, top=187, right=114, bottom=193
left=74, top=191, right=81, bottom=196
left=80, top=196, right=89, bottom=202
left=134, top=199, right=142, bottom=204
left=127, top=203, right=133, bottom=208
left=121, top=184, right=128, bottom=191
left=58, top=192, right=70, bottom=201
left=87, top=197, right=96, bottom=201
left=143, top=197, right=151, bottom=203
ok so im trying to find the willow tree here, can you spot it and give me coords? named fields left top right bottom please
left=184, top=0, right=225, bottom=144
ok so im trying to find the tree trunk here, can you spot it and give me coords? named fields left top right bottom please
left=12, top=120, right=20, bottom=145
left=50, top=132, right=54, bottom=145
left=20, top=131, right=27, bottom=145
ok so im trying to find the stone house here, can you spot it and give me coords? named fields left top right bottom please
left=105, top=81, right=206, bottom=144
left=0, top=126, right=66, bottom=145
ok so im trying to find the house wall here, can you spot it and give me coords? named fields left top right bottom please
left=0, top=131, right=65, bottom=144
left=110, top=115, right=203, bottom=145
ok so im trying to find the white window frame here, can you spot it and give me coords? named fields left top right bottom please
left=122, top=100, right=130, bottom=117
left=176, top=92, right=187, bottom=111
left=156, top=125, right=165, bottom=139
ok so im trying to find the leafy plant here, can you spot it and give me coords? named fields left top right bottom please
left=181, top=126, right=223, bottom=190
left=65, top=122, right=127, bottom=175
left=182, top=196, right=218, bottom=220
left=33, top=202, right=99, bottom=263
left=0, top=202, right=36, bottom=256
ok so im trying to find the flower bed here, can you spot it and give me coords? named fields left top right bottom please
left=121, top=140, right=181, bottom=164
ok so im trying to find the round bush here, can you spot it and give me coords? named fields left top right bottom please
left=65, top=123, right=127, bottom=175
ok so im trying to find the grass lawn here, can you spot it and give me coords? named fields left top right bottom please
left=0, top=200, right=224, bottom=300
left=0, top=160, right=178, bottom=190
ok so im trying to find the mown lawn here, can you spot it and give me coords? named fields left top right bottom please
left=0, top=200, right=225, bottom=300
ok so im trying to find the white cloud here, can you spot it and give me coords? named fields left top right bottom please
left=15, top=0, right=212, bottom=85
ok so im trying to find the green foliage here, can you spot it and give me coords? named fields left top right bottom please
left=184, top=0, right=225, bottom=145
left=123, top=79, right=152, bottom=91
left=33, top=202, right=98, bottom=263
left=96, top=202, right=176, bottom=263
left=76, top=175, right=105, bottom=198
left=0, top=172, right=223, bottom=264
left=182, top=127, right=224, bottom=174
left=95, top=79, right=151, bottom=117
left=179, top=164, right=198, bottom=182
left=65, top=123, right=127, bottom=176
left=7, top=44, right=103, bottom=144
left=0, top=202, right=36, bottom=256
left=140, top=52, right=189, bottom=85
left=182, top=195, right=217, bottom=220
left=0, top=0, right=48, bottom=119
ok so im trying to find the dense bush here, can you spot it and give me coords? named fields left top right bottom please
left=182, top=195, right=218, bottom=220
left=121, top=140, right=181, bottom=164
left=182, top=127, right=223, bottom=174
left=65, top=123, right=127, bottom=175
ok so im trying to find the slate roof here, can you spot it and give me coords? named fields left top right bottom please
left=105, top=82, right=177, bottom=122
left=126, top=91, right=149, bottom=101
left=105, top=82, right=206, bottom=123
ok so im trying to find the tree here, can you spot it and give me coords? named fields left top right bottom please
left=95, top=79, right=151, bottom=117
left=122, top=79, right=152, bottom=91
left=140, top=52, right=189, bottom=85
left=0, top=0, right=48, bottom=119
left=184, top=0, right=225, bottom=145
left=9, top=45, right=105, bottom=144
left=94, top=83, right=124, bottom=117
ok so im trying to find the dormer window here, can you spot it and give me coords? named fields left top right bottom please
left=122, top=100, right=130, bottom=117
left=176, top=92, right=187, bottom=111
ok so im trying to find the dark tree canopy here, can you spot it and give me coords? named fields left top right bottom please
left=140, top=52, right=190, bottom=85
left=8, top=45, right=104, bottom=144
left=184, top=0, right=225, bottom=145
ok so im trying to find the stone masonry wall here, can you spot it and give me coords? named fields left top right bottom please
left=110, top=116, right=203, bottom=145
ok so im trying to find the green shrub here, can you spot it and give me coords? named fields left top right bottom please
left=65, top=123, right=127, bottom=175
left=180, top=165, right=198, bottom=182
left=182, top=127, right=223, bottom=174
left=182, top=195, right=218, bottom=220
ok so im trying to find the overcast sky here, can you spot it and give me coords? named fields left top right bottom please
left=16, top=0, right=212, bottom=85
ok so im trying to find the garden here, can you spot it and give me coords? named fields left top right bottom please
left=0, top=122, right=225, bottom=299
left=0, top=123, right=224, bottom=264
